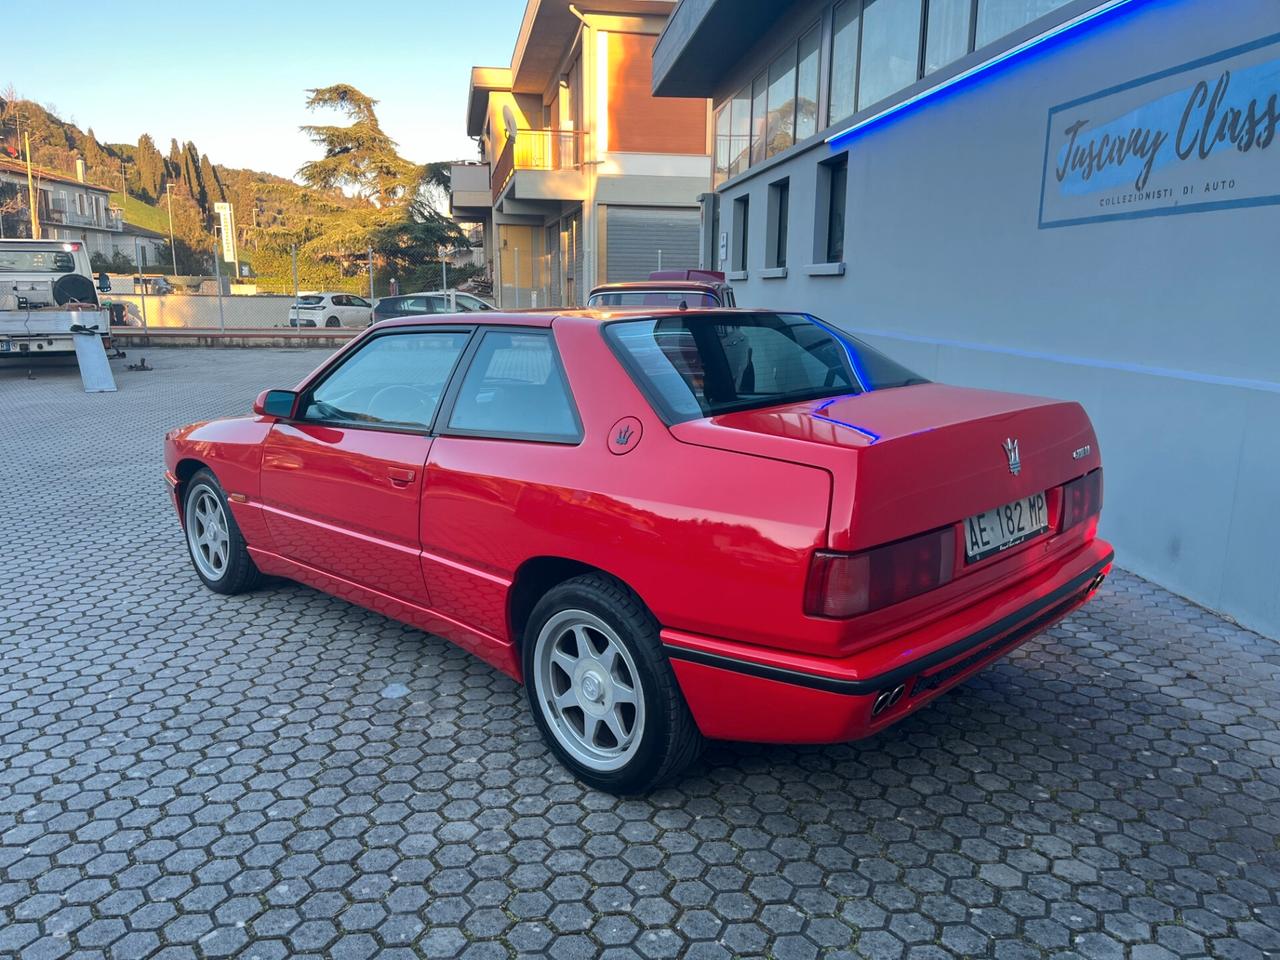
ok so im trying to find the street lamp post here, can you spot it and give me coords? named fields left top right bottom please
left=165, top=183, right=178, bottom=276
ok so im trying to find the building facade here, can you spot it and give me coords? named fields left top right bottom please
left=460, top=0, right=712, bottom=309
left=654, top=0, right=1280, bottom=637
left=0, top=157, right=124, bottom=254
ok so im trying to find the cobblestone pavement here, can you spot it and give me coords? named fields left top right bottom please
left=2, top=348, right=1279, bottom=960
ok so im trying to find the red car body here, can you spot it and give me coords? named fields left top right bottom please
left=165, top=310, right=1111, bottom=749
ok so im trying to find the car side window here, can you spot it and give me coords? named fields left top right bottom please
left=331, top=295, right=347, bottom=307
left=447, top=330, right=580, bottom=442
left=352, top=296, right=371, bottom=308
left=304, top=331, right=471, bottom=430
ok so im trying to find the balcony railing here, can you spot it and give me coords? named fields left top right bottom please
left=492, top=129, right=585, bottom=201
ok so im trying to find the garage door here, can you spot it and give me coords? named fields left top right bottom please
left=605, top=206, right=700, bottom=283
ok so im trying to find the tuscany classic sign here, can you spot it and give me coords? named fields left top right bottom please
left=1039, top=32, right=1280, bottom=228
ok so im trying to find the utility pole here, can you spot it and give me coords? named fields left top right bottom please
left=212, top=235, right=226, bottom=334
left=24, top=132, right=39, bottom=239
left=165, top=182, right=177, bottom=276
left=367, top=246, right=374, bottom=303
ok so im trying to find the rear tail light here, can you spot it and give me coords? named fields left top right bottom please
left=1061, top=469, right=1103, bottom=531
left=806, top=526, right=956, bottom=618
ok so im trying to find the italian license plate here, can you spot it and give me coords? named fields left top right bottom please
left=964, top=492, right=1048, bottom=563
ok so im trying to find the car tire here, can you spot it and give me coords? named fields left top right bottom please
left=182, top=469, right=262, bottom=595
left=325, top=316, right=341, bottom=328
left=523, top=573, right=703, bottom=794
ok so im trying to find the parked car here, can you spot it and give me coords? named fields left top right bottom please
left=588, top=270, right=736, bottom=309
left=164, top=309, right=1111, bottom=793
left=373, top=290, right=495, bottom=323
left=288, top=292, right=373, bottom=328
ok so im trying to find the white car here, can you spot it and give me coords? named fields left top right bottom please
left=288, top=292, right=373, bottom=328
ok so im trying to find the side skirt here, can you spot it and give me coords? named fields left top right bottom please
left=248, top=546, right=522, bottom=679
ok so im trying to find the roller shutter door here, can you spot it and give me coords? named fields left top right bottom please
left=605, top=206, right=700, bottom=283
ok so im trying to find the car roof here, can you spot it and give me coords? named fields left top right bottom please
left=589, top=281, right=722, bottom=292
left=370, top=307, right=762, bottom=331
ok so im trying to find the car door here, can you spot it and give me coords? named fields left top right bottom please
left=259, top=327, right=473, bottom=606
left=347, top=295, right=373, bottom=325
left=419, top=327, right=583, bottom=641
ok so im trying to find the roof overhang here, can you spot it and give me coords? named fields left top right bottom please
left=466, top=66, right=513, bottom=137
left=652, top=0, right=792, bottom=97
left=510, top=0, right=673, bottom=94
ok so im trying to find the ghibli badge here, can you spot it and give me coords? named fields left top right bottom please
left=1003, top=438, right=1022, bottom=475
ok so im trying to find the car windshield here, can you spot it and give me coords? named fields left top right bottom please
left=590, top=290, right=719, bottom=308
left=298, top=295, right=324, bottom=305
left=605, top=312, right=927, bottom=423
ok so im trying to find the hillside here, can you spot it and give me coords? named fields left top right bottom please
left=0, top=94, right=367, bottom=280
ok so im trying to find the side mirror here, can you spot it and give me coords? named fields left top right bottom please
left=97, top=272, right=111, bottom=292
left=253, top=388, right=299, bottom=419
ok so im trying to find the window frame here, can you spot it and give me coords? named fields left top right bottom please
left=291, top=325, right=477, bottom=437
left=436, top=326, right=585, bottom=446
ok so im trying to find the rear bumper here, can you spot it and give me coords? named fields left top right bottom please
left=664, top=539, right=1113, bottom=743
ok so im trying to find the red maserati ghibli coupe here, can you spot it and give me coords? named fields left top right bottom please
left=165, top=309, right=1111, bottom=793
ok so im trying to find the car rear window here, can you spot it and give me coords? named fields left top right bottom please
left=604, top=312, right=926, bottom=423
left=0, top=250, right=75, bottom=274
left=298, top=295, right=325, bottom=305
left=589, top=290, right=719, bottom=308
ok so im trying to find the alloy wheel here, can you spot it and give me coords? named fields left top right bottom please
left=187, top=487, right=230, bottom=581
left=532, top=609, right=645, bottom=772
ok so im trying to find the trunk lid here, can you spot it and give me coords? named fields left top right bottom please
left=669, top=383, right=1101, bottom=551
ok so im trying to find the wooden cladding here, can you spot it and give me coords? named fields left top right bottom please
left=607, top=32, right=707, bottom=155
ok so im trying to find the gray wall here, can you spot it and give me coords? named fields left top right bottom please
left=715, top=0, right=1280, bottom=638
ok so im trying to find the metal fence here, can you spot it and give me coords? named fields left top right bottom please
left=104, top=241, right=490, bottom=332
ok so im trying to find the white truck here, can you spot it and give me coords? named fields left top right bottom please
left=0, top=239, right=116, bottom=361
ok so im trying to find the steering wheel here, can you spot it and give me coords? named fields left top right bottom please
left=366, top=385, right=435, bottom=425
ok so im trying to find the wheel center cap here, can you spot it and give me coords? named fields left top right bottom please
left=580, top=672, right=603, bottom=702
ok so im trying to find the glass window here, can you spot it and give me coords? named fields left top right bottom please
left=795, top=25, right=821, bottom=141
left=730, top=86, right=751, bottom=177
left=0, top=250, right=75, bottom=274
left=305, top=331, right=470, bottom=429
left=859, top=0, right=923, bottom=109
left=825, top=156, right=848, bottom=263
left=829, top=0, right=861, bottom=126
left=765, top=46, right=797, bottom=159
left=750, top=73, right=768, bottom=166
left=733, top=196, right=750, bottom=271
left=769, top=180, right=789, bottom=269
left=714, top=105, right=731, bottom=186
left=926, top=0, right=973, bottom=73
left=976, top=0, right=1069, bottom=46
left=448, top=330, right=580, bottom=441
left=605, top=313, right=925, bottom=423
left=589, top=290, right=720, bottom=308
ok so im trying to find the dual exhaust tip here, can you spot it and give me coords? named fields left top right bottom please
left=869, top=569, right=1108, bottom=721
left=871, top=683, right=906, bottom=718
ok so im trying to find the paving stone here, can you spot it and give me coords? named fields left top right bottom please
left=2, top=346, right=1279, bottom=960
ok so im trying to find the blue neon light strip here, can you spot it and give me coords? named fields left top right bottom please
left=811, top=398, right=882, bottom=444
left=826, top=0, right=1142, bottom=148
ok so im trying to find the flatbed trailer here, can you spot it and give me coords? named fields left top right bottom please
left=0, top=305, right=114, bottom=360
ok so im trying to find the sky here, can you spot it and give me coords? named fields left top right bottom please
left=5, top=0, right=528, bottom=180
